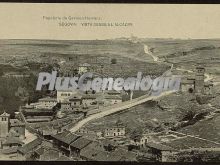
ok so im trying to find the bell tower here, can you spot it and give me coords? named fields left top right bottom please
left=195, top=66, right=205, bottom=94
left=0, top=111, right=10, bottom=138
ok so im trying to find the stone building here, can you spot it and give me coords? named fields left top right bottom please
left=180, top=66, right=213, bottom=95
left=37, top=97, right=57, bottom=109
left=0, top=112, right=25, bottom=139
left=195, top=66, right=205, bottom=94
left=0, top=111, right=26, bottom=150
left=104, top=122, right=126, bottom=138
left=57, top=90, right=78, bottom=103
left=0, top=111, right=10, bottom=138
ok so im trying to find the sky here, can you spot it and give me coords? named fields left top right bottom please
left=0, top=4, right=220, bottom=40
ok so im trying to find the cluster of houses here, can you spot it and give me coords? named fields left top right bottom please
left=1, top=106, right=219, bottom=161
left=0, top=112, right=25, bottom=150
left=19, top=89, right=122, bottom=123
left=15, top=130, right=137, bottom=161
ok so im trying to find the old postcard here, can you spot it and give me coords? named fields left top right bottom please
left=0, top=3, right=219, bottom=162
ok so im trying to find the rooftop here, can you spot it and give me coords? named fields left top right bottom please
left=181, top=78, right=195, bottom=85
left=146, top=142, right=177, bottom=151
left=51, top=131, right=81, bottom=145
left=10, top=119, right=25, bottom=127
left=82, top=94, right=97, bottom=99
left=18, top=138, right=42, bottom=154
left=38, top=97, right=57, bottom=102
left=3, top=137, right=24, bottom=146
left=70, top=137, right=92, bottom=150
left=0, top=111, right=10, bottom=117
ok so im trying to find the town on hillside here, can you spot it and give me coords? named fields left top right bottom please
left=0, top=39, right=220, bottom=162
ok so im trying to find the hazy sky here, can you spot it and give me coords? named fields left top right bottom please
left=0, top=4, right=220, bottom=40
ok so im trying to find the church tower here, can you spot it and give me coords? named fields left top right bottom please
left=0, top=111, right=10, bottom=138
left=195, top=66, right=205, bottom=94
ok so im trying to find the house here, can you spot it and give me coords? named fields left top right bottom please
left=1, top=137, right=24, bottom=149
left=180, top=66, right=213, bottom=95
left=104, top=122, right=126, bottom=139
left=10, top=119, right=25, bottom=140
left=57, top=90, right=77, bottom=103
left=80, top=141, right=137, bottom=161
left=180, top=78, right=195, bottom=93
left=21, top=108, right=54, bottom=123
left=37, top=126, right=58, bottom=140
left=68, top=95, right=82, bottom=108
left=17, top=138, right=42, bottom=158
left=145, top=142, right=178, bottom=162
left=60, top=101, right=74, bottom=111
left=51, top=131, right=81, bottom=157
left=59, top=94, right=83, bottom=112
left=204, top=82, right=213, bottom=95
left=33, top=146, right=61, bottom=161
left=37, top=97, right=57, bottom=109
left=130, top=135, right=149, bottom=148
left=82, top=94, right=97, bottom=107
left=103, top=94, right=122, bottom=105
left=69, top=137, right=92, bottom=157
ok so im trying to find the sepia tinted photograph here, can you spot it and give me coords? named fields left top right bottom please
left=0, top=4, right=219, bottom=162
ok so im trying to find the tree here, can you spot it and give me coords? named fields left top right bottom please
left=111, top=58, right=117, bottom=64
left=130, top=128, right=143, bottom=141
left=0, top=70, right=3, bottom=77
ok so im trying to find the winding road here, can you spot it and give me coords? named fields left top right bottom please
left=69, top=44, right=213, bottom=133
left=70, top=91, right=174, bottom=133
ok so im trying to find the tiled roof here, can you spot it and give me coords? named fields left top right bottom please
left=35, top=147, right=45, bottom=155
left=51, top=131, right=81, bottom=145
left=40, top=149, right=60, bottom=161
left=181, top=78, right=195, bottom=85
left=68, top=95, right=82, bottom=100
left=82, top=94, right=97, bottom=99
left=70, top=137, right=92, bottom=150
left=10, top=119, right=25, bottom=127
left=3, top=137, right=24, bottom=145
left=18, top=138, right=42, bottom=154
left=146, top=142, right=176, bottom=151
left=1, top=147, right=18, bottom=154
left=0, top=111, right=10, bottom=117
